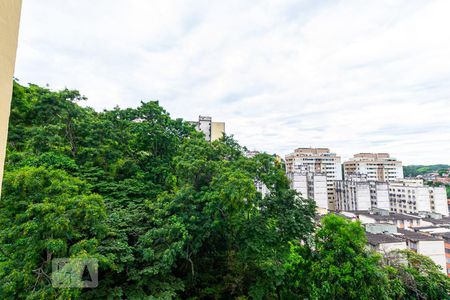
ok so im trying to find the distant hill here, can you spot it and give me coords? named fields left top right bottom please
left=403, top=164, right=450, bottom=177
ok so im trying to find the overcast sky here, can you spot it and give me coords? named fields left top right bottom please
left=15, top=0, right=450, bottom=165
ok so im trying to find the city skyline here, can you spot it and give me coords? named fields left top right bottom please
left=14, top=0, right=450, bottom=165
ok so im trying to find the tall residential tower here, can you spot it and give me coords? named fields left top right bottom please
left=286, top=148, right=342, bottom=210
left=344, top=153, right=403, bottom=182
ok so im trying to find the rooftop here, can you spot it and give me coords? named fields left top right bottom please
left=346, top=210, right=422, bottom=221
left=397, top=229, right=442, bottom=242
left=366, top=232, right=404, bottom=246
left=418, top=216, right=450, bottom=226
left=431, top=232, right=450, bottom=240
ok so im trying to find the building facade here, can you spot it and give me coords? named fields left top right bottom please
left=369, top=181, right=390, bottom=211
left=0, top=0, right=22, bottom=195
left=191, top=116, right=225, bottom=142
left=285, top=148, right=342, bottom=210
left=399, top=229, right=447, bottom=273
left=389, top=179, right=449, bottom=216
left=344, top=153, right=403, bottom=182
left=336, top=178, right=449, bottom=217
left=336, top=175, right=390, bottom=211
left=287, top=169, right=328, bottom=209
left=335, top=175, right=371, bottom=211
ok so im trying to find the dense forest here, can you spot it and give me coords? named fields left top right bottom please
left=1, top=82, right=449, bottom=299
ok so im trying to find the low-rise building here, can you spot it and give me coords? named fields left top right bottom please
left=366, top=232, right=407, bottom=253
left=342, top=208, right=449, bottom=274
left=431, top=232, right=450, bottom=276
left=341, top=209, right=423, bottom=229
left=398, top=229, right=447, bottom=273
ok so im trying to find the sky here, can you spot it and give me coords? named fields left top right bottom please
left=14, top=0, right=450, bottom=165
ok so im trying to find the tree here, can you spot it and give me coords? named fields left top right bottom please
left=0, top=167, right=107, bottom=299
left=7, top=81, right=448, bottom=299
left=384, top=250, right=450, bottom=299
left=284, top=214, right=391, bottom=300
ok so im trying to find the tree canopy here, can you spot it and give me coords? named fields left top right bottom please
left=1, top=81, right=449, bottom=299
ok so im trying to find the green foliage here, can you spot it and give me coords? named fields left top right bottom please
left=403, top=164, right=450, bottom=177
left=3, top=81, right=449, bottom=299
left=0, top=167, right=106, bottom=299
left=2, top=82, right=316, bottom=299
left=384, top=250, right=450, bottom=299
left=284, top=214, right=392, bottom=300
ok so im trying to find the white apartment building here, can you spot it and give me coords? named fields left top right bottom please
left=254, top=180, right=270, bottom=198
left=389, top=179, right=449, bottom=217
left=285, top=148, right=342, bottom=210
left=335, top=175, right=371, bottom=211
left=344, top=153, right=403, bottom=182
left=287, top=170, right=328, bottom=209
left=336, top=178, right=449, bottom=217
left=336, top=175, right=390, bottom=211
left=369, top=181, right=390, bottom=211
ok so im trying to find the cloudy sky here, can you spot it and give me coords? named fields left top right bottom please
left=15, top=0, right=450, bottom=165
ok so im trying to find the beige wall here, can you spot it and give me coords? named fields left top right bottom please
left=0, top=0, right=22, bottom=195
left=211, top=122, right=225, bottom=141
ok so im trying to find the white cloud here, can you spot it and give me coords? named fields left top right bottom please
left=15, top=0, right=450, bottom=164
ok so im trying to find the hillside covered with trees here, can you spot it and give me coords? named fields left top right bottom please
left=403, top=165, right=450, bottom=177
left=1, top=82, right=449, bottom=299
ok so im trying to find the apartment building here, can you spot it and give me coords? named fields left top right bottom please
left=389, top=179, right=449, bottom=217
left=335, top=177, right=448, bottom=217
left=344, top=153, right=403, bottom=182
left=285, top=148, right=342, bottom=210
left=190, top=116, right=225, bottom=142
left=254, top=180, right=270, bottom=198
left=369, top=181, right=390, bottom=211
left=287, top=169, right=328, bottom=209
left=335, top=175, right=371, bottom=211
left=0, top=1, right=22, bottom=195
left=335, top=175, right=390, bottom=211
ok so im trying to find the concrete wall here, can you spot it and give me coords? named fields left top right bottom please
left=373, top=182, right=390, bottom=210
left=312, top=174, right=328, bottom=209
left=0, top=0, right=22, bottom=195
left=432, top=187, right=449, bottom=216
left=416, top=187, right=432, bottom=212
left=288, top=172, right=308, bottom=197
left=378, top=241, right=407, bottom=253
left=417, top=240, right=447, bottom=273
left=355, top=183, right=371, bottom=210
